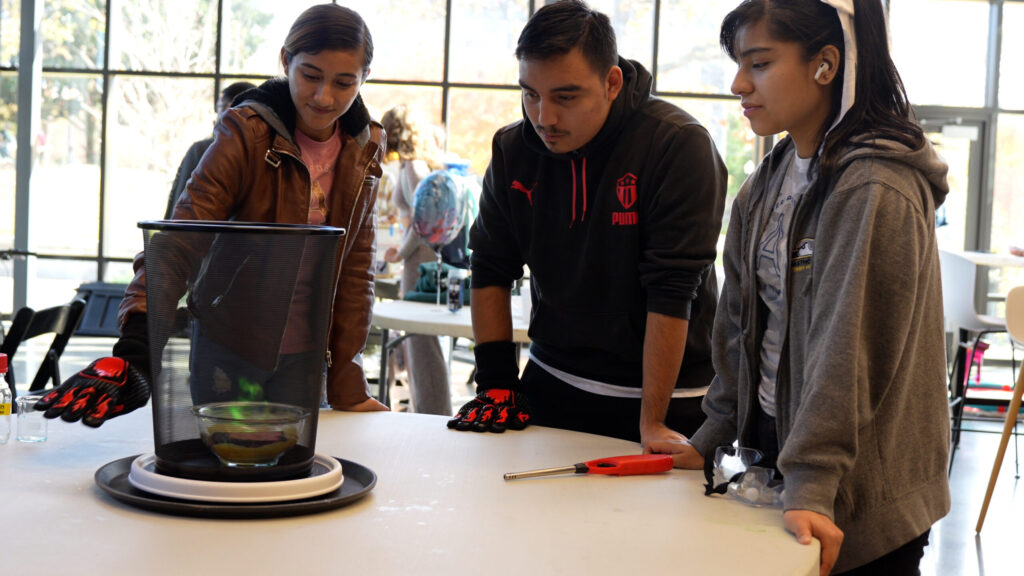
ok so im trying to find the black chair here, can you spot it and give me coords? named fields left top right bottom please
left=940, top=250, right=1011, bottom=473
left=2, top=297, right=87, bottom=404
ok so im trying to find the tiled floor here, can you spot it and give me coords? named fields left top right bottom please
left=9, top=335, right=1023, bottom=575
left=924, top=344, right=1022, bottom=576
left=923, top=415, right=1022, bottom=576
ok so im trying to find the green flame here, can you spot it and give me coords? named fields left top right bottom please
left=238, top=376, right=264, bottom=402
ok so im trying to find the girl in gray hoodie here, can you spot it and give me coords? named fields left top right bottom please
left=658, top=1, right=952, bottom=574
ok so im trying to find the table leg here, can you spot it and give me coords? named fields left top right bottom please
left=378, top=327, right=390, bottom=406
left=976, top=365, right=1024, bottom=533
left=377, top=330, right=413, bottom=408
left=950, top=329, right=969, bottom=448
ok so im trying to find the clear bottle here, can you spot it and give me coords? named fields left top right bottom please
left=0, top=353, right=11, bottom=444
left=447, top=268, right=466, bottom=313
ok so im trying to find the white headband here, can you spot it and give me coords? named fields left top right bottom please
left=820, top=0, right=856, bottom=130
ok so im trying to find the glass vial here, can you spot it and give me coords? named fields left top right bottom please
left=0, top=353, right=11, bottom=444
left=447, top=269, right=466, bottom=313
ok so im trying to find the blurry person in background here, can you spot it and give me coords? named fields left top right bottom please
left=0, top=128, right=14, bottom=161
left=165, top=81, right=257, bottom=219
left=380, top=104, right=453, bottom=415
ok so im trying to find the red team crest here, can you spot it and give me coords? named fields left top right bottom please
left=616, top=173, right=637, bottom=209
left=612, top=173, right=638, bottom=226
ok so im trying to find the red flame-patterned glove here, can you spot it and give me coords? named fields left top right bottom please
left=447, top=341, right=530, bottom=432
left=34, top=357, right=151, bottom=428
left=447, top=388, right=532, bottom=433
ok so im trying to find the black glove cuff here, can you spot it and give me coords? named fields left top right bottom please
left=112, top=313, right=151, bottom=380
left=472, top=341, right=521, bottom=392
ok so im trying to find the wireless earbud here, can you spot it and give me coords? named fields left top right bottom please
left=814, top=62, right=830, bottom=81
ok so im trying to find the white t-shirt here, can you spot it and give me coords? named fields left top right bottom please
left=756, top=154, right=812, bottom=417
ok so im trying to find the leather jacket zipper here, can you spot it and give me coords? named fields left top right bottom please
left=269, top=138, right=377, bottom=375
left=323, top=156, right=375, bottom=369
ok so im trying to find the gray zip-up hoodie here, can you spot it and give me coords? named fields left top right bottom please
left=690, top=134, right=951, bottom=572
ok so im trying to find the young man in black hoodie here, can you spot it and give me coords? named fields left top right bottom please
left=448, top=1, right=727, bottom=452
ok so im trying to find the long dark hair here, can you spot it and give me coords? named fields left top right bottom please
left=282, top=4, right=374, bottom=76
left=721, top=0, right=923, bottom=184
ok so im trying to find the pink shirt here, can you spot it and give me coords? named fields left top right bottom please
left=281, top=126, right=343, bottom=354
left=294, top=127, right=342, bottom=225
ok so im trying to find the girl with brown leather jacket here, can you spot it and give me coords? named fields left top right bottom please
left=37, top=3, right=389, bottom=427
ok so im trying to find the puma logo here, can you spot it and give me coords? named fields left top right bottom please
left=511, top=180, right=536, bottom=206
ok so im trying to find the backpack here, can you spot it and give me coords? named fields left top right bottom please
left=440, top=225, right=470, bottom=269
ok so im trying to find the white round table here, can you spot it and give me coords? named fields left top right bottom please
left=1, top=407, right=818, bottom=575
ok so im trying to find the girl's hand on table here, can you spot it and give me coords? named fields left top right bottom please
left=784, top=509, right=844, bottom=576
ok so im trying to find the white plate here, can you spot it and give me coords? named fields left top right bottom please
left=128, top=453, right=343, bottom=503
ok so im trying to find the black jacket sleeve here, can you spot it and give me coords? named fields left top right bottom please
left=639, top=124, right=726, bottom=319
left=469, top=129, right=524, bottom=290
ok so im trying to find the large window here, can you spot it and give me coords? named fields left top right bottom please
left=0, top=0, right=20, bottom=308
left=220, top=1, right=320, bottom=76
left=5, top=0, right=1023, bottom=317
left=993, top=2, right=1024, bottom=293
left=891, top=0, right=1024, bottom=315
left=992, top=113, right=1024, bottom=294
left=656, top=1, right=735, bottom=95
left=998, top=2, right=1024, bottom=111
left=890, top=0, right=991, bottom=108
left=0, top=1, right=794, bottom=316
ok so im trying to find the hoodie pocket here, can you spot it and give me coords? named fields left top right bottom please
left=836, top=422, right=887, bottom=521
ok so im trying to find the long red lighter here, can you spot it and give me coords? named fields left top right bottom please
left=503, top=454, right=673, bottom=480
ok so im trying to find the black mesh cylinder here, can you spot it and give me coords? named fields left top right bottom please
left=139, top=221, right=345, bottom=482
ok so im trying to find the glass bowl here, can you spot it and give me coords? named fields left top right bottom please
left=191, top=402, right=310, bottom=468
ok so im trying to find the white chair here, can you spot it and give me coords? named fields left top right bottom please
left=939, top=249, right=1008, bottom=466
left=976, top=285, right=1024, bottom=533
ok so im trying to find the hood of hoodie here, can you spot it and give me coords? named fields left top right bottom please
left=834, top=134, right=950, bottom=209
left=520, top=56, right=653, bottom=159
left=762, top=133, right=949, bottom=212
left=231, top=77, right=373, bottom=147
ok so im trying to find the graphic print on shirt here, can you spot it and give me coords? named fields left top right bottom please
left=791, top=238, right=814, bottom=273
left=309, top=181, right=328, bottom=225
left=757, top=192, right=797, bottom=299
left=511, top=180, right=536, bottom=206
left=612, top=173, right=639, bottom=226
left=296, top=127, right=341, bottom=226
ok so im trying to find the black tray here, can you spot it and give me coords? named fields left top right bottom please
left=95, top=455, right=376, bottom=519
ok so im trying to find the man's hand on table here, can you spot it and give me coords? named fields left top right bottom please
left=642, top=425, right=705, bottom=469
left=784, top=509, right=844, bottom=576
left=334, top=397, right=390, bottom=412
left=450, top=341, right=529, bottom=432
left=641, top=421, right=686, bottom=451
left=447, top=388, right=531, bottom=432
